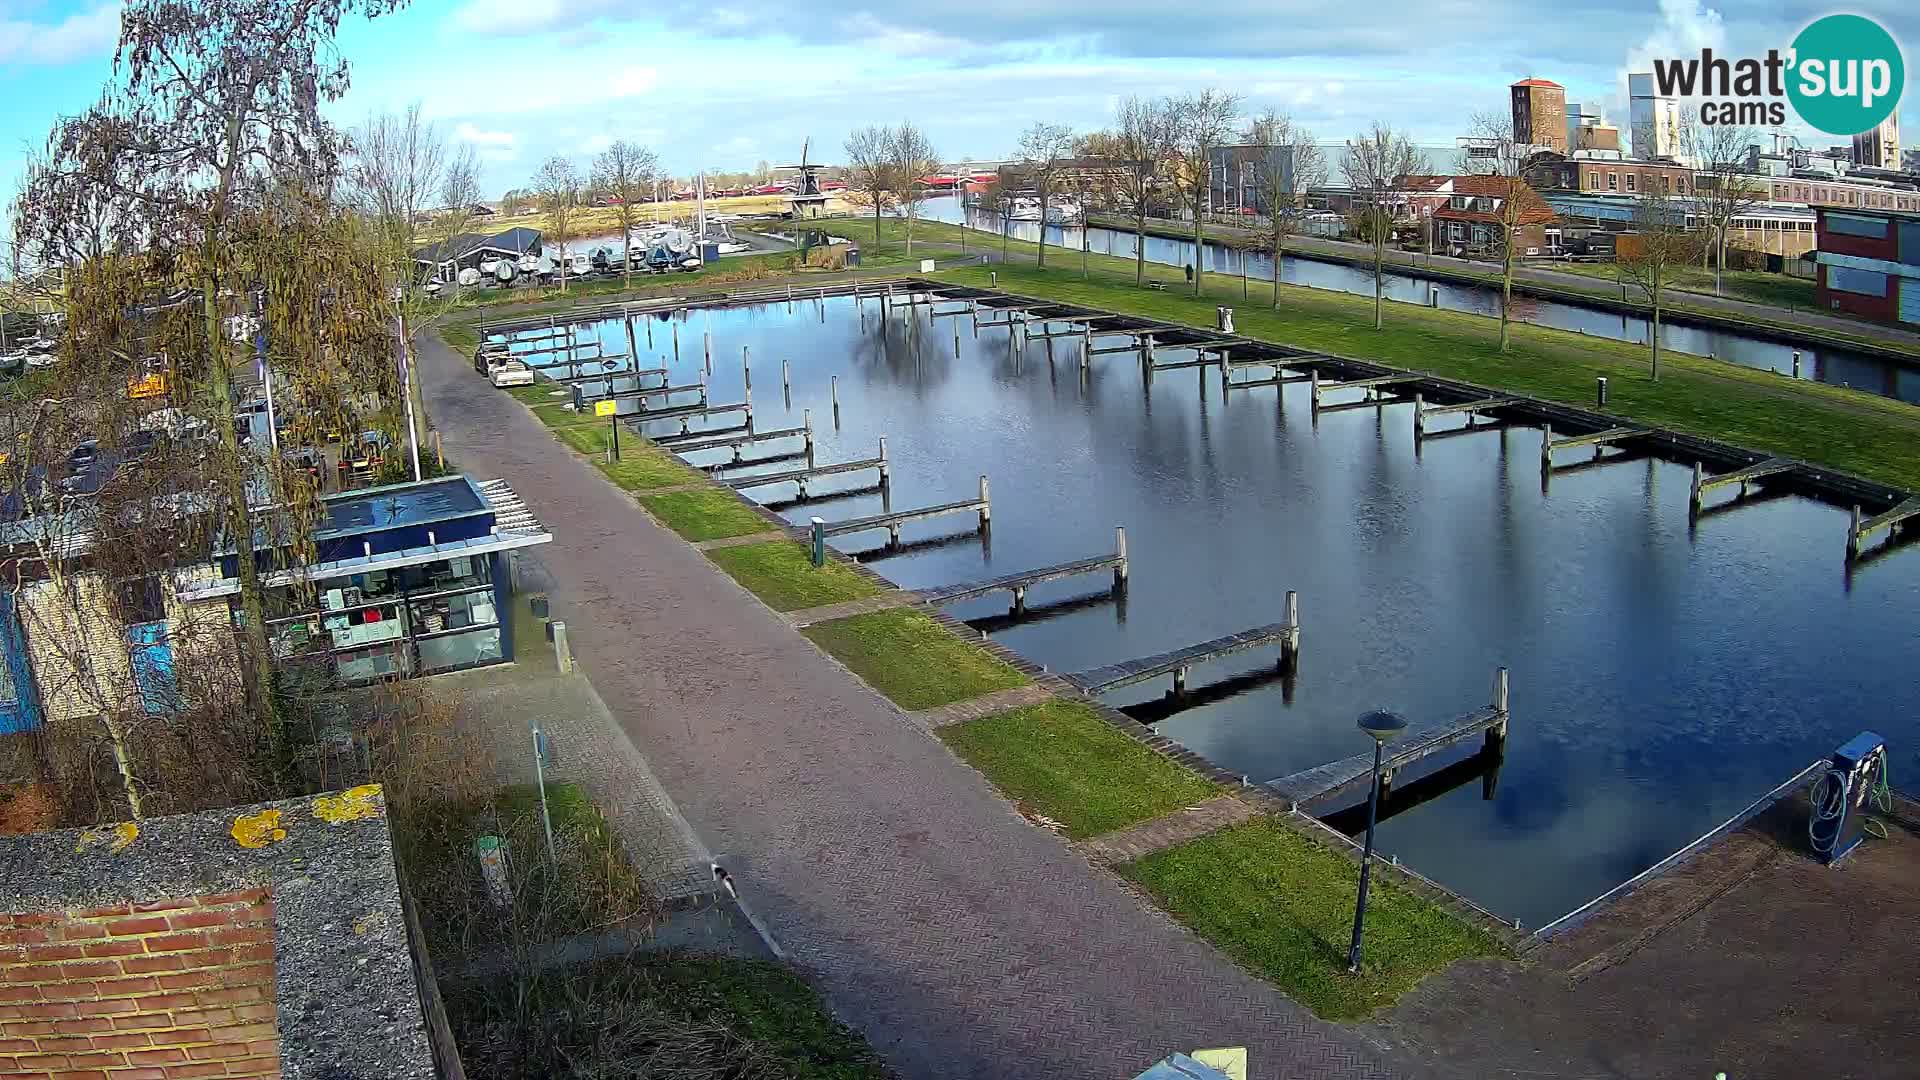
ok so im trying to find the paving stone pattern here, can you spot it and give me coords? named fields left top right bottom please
left=912, top=683, right=1056, bottom=729
left=785, top=591, right=917, bottom=627
left=418, top=333, right=1407, bottom=1079
left=1074, top=795, right=1260, bottom=866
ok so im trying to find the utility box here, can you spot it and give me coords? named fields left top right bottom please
left=1811, top=731, right=1888, bottom=866
left=1216, top=306, right=1234, bottom=333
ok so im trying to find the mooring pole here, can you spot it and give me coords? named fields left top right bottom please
left=742, top=346, right=751, bottom=392
left=1689, top=462, right=1705, bottom=518
left=1412, top=393, right=1425, bottom=440
left=877, top=437, right=890, bottom=486
left=978, top=474, right=991, bottom=528
left=1114, top=526, right=1129, bottom=590
left=1284, top=590, right=1300, bottom=665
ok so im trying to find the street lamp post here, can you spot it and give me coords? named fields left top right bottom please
left=1347, top=708, right=1409, bottom=974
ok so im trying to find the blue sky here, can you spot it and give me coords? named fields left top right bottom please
left=2, top=0, right=1917, bottom=204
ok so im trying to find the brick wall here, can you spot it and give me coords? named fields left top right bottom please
left=0, top=889, right=281, bottom=1079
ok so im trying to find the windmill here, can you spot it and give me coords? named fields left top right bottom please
left=778, top=138, right=825, bottom=196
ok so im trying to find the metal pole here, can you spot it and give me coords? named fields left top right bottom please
left=397, top=313, right=423, bottom=482
left=1346, top=738, right=1385, bottom=973
left=531, top=720, right=557, bottom=864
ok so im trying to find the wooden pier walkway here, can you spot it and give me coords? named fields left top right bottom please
left=1413, top=395, right=1519, bottom=438
left=1541, top=425, right=1652, bottom=462
left=1066, top=605, right=1298, bottom=696
left=550, top=365, right=665, bottom=386
left=1690, top=457, right=1796, bottom=516
left=1266, top=670, right=1511, bottom=810
left=728, top=444, right=890, bottom=495
left=580, top=380, right=705, bottom=405
left=667, top=421, right=812, bottom=459
left=1310, top=372, right=1421, bottom=413
left=1849, top=495, right=1920, bottom=559
left=626, top=400, right=751, bottom=434
left=818, top=480, right=991, bottom=544
left=919, top=529, right=1127, bottom=610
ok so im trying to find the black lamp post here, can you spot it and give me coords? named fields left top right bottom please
left=1347, top=708, right=1409, bottom=974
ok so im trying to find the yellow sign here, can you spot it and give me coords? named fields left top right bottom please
left=1191, top=1049, right=1247, bottom=1080
left=594, top=399, right=617, bottom=417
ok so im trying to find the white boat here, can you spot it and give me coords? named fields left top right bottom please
left=563, top=252, right=592, bottom=278
left=516, top=254, right=542, bottom=276
left=1007, top=197, right=1042, bottom=222
left=1044, top=197, right=1083, bottom=224
left=489, top=360, right=535, bottom=388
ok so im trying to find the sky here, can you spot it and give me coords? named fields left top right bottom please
left=1, top=0, right=1917, bottom=204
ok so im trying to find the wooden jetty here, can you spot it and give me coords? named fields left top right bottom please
left=920, top=527, right=1128, bottom=611
left=626, top=400, right=752, bottom=435
left=1310, top=372, right=1421, bottom=413
left=1689, top=457, right=1796, bottom=517
left=666, top=417, right=812, bottom=460
left=549, top=365, right=664, bottom=386
left=726, top=441, right=890, bottom=497
left=1539, top=424, right=1652, bottom=466
left=1066, top=598, right=1299, bottom=696
left=818, top=477, right=991, bottom=544
left=576, top=381, right=705, bottom=406
left=1413, top=394, right=1519, bottom=438
left=1266, top=668, right=1511, bottom=811
left=1849, top=496, right=1920, bottom=560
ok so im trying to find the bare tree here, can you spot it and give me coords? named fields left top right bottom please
left=534, top=156, right=580, bottom=292
left=843, top=125, right=895, bottom=244
left=1168, top=90, right=1241, bottom=296
left=591, top=141, right=660, bottom=282
left=1460, top=112, right=1555, bottom=352
left=1244, top=109, right=1325, bottom=309
left=1616, top=185, right=1699, bottom=380
left=1342, top=124, right=1427, bottom=330
left=1016, top=122, right=1076, bottom=270
left=1683, top=119, right=1763, bottom=292
left=1105, top=96, right=1177, bottom=288
left=889, top=122, right=939, bottom=258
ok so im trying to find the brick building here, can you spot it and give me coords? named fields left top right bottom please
left=0, top=788, right=452, bottom=1079
left=1431, top=175, right=1559, bottom=254
left=1510, top=79, right=1568, bottom=154
left=1526, top=152, right=1694, bottom=198
left=1813, top=206, right=1920, bottom=325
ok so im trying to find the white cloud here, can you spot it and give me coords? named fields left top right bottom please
left=0, top=2, right=122, bottom=65
left=582, top=133, right=613, bottom=154
left=455, top=122, right=517, bottom=147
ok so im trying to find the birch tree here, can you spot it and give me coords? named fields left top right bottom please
left=534, top=156, right=580, bottom=292
left=843, top=125, right=895, bottom=244
left=1016, top=121, right=1076, bottom=270
left=1342, top=124, right=1427, bottom=330
left=1168, top=90, right=1241, bottom=296
left=889, top=122, right=939, bottom=258
left=1244, top=109, right=1324, bottom=308
left=592, top=141, right=660, bottom=282
left=1106, top=96, right=1176, bottom=288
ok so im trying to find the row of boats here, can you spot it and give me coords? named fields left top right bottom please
left=1001, top=196, right=1084, bottom=224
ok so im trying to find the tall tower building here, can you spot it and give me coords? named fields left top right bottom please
left=1628, top=72, right=1682, bottom=161
left=1511, top=78, right=1567, bottom=153
left=1852, top=116, right=1901, bottom=168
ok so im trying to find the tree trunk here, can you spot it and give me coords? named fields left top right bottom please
left=1650, top=293, right=1662, bottom=380
left=200, top=263, right=281, bottom=764
left=104, top=712, right=143, bottom=819
left=1135, top=205, right=1147, bottom=287
left=905, top=204, right=914, bottom=257
left=1372, top=234, right=1385, bottom=330
left=1037, top=189, right=1048, bottom=269
left=1499, top=240, right=1514, bottom=353
left=1081, top=223, right=1089, bottom=280
left=1272, top=231, right=1284, bottom=308
left=1192, top=202, right=1204, bottom=296
left=874, top=200, right=882, bottom=244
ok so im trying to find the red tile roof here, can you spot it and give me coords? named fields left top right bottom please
left=1512, top=78, right=1563, bottom=88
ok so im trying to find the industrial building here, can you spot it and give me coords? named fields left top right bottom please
left=1510, top=78, right=1567, bottom=154
left=1813, top=206, right=1920, bottom=326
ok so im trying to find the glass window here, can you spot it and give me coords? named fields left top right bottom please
left=321, top=601, right=407, bottom=650
left=1626, top=174, right=1636, bottom=192
left=417, top=628, right=503, bottom=674
left=337, top=641, right=413, bottom=683
left=408, top=588, right=498, bottom=635
left=1827, top=212, right=1888, bottom=238
left=1827, top=266, right=1888, bottom=296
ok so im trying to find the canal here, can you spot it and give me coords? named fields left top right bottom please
left=908, top=194, right=1920, bottom=406
left=555, top=293, right=1920, bottom=929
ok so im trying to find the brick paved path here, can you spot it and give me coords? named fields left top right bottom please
left=417, top=333, right=1406, bottom=1080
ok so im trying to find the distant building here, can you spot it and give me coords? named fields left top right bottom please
left=1525, top=151, right=1694, bottom=199
left=1430, top=174, right=1559, bottom=254
left=409, top=226, right=542, bottom=280
left=1208, top=144, right=1296, bottom=214
left=1813, top=206, right=1920, bottom=325
left=1510, top=78, right=1567, bottom=154
left=1565, top=103, right=1600, bottom=151
left=1628, top=73, right=1683, bottom=162
left=1852, top=117, right=1901, bottom=169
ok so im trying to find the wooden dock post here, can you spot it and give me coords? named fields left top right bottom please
left=1011, top=583, right=1027, bottom=613
left=703, top=332, right=711, bottom=373
left=742, top=346, right=751, bottom=392
left=672, top=320, right=679, bottom=362
left=1689, top=461, right=1705, bottom=518
left=623, top=307, right=638, bottom=362
left=978, top=475, right=991, bottom=528
left=783, top=358, right=791, bottom=392
left=877, top=437, right=890, bottom=486
left=1412, top=393, right=1425, bottom=440
left=1848, top=504, right=1863, bottom=560
left=1173, top=665, right=1189, bottom=694
left=1283, top=590, right=1300, bottom=665
left=803, top=409, right=814, bottom=450
left=1142, top=334, right=1155, bottom=365
left=830, top=375, right=840, bottom=414
left=1308, top=368, right=1321, bottom=414
left=1490, top=666, right=1510, bottom=749
left=1539, top=424, right=1553, bottom=471
left=1114, top=526, right=1129, bottom=590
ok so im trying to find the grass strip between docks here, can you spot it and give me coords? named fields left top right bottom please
left=639, top=489, right=773, bottom=542
left=1120, top=818, right=1506, bottom=1022
left=938, top=699, right=1218, bottom=839
left=707, top=540, right=881, bottom=612
left=800, top=608, right=1027, bottom=711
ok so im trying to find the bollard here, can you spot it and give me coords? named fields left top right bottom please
left=783, top=358, right=791, bottom=390
left=552, top=619, right=574, bottom=673
left=1412, top=393, right=1425, bottom=439
left=742, top=346, right=751, bottom=391
left=1596, top=376, right=1608, bottom=407
left=1689, top=461, right=1705, bottom=517
left=990, top=270, right=998, bottom=288
left=830, top=375, right=839, bottom=411
left=1793, top=350, right=1802, bottom=379
left=810, top=517, right=826, bottom=567
left=1114, top=526, right=1129, bottom=588
left=978, top=475, right=991, bottom=526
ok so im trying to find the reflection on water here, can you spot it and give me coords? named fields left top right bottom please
left=568, top=295, right=1920, bottom=928
left=911, top=194, right=1920, bottom=405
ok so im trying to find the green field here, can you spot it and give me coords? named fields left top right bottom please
left=800, top=608, right=1028, bottom=710
left=707, top=540, right=882, bottom=611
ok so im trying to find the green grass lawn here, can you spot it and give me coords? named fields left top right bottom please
left=801, top=608, right=1028, bottom=710
left=1546, top=259, right=1815, bottom=309
left=939, top=700, right=1218, bottom=839
left=927, top=260, right=1920, bottom=491
left=1122, top=819, right=1505, bottom=1021
left=706, top=540, right=881, bottom=611
left=639, top=489, right=774, bottom=542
